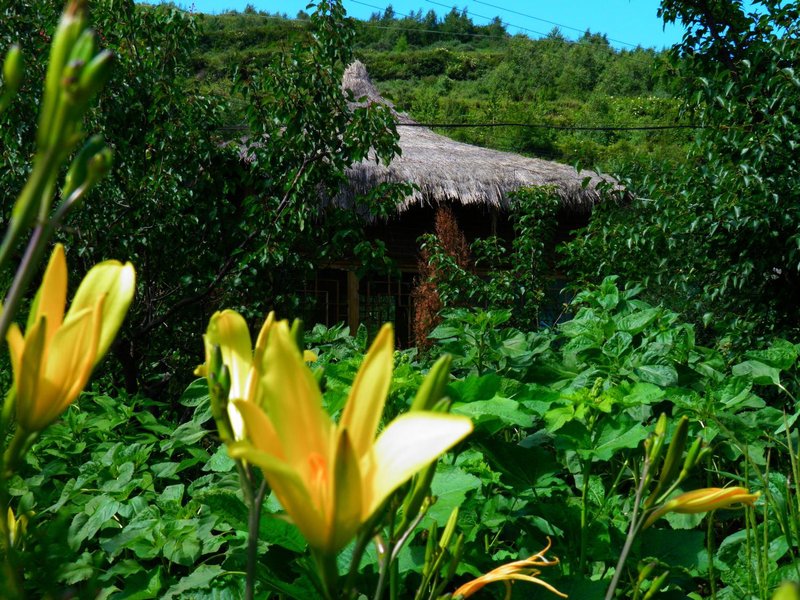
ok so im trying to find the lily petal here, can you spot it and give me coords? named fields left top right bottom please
left=252, top=311, right=275, bottom=367
left=246, top=311, right=275, bottom=407
left=233, top=398, right=285, bottom=460
left=339, top=323, right=394, bottom=458
left=203, top=310, right=253, bottom=400
left=367, top=412, right=473, bottom=516
left=7, top=324, right=24, bottom=382
left=16, top=318, right=47, bottom=429
left=328, top=430, right=363, bottom=553
left=40, top=300, right=100, bottom=427
left=261, top=322, right=332, bottom=472
left=27, top=244, right=67, bottom=342
left=228, top=441, right=324, bottom=550
left=70, top=260, right=135, bottom=361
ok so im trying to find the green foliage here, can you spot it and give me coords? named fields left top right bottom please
left=3, top=274, right=799, bottom=599
left=194, top=7, right=688, bottom=172
left=1, top=0, right=403, bottom=396
left=565, top=1, right=800, bottom=344
left=426, top=277, right=799, bottom=597
left=419, top=186, right=561, bottom=331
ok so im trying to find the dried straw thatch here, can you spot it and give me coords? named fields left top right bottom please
left=340, top=61, right=613, bottom=214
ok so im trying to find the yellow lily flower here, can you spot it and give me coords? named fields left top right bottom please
left=452, top=538, right=566, bottom=599
left=6, top=244, right=135, bottom=432
left=227, top=320, right=473, bottom=555
left=197, top=310, right=275, bottom=440
left=644, top=486, right=760, bottom=529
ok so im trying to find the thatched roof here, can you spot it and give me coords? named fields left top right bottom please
left=340, top=61, right=613, bottom=214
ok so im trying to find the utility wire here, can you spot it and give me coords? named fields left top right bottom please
left=345, top=0, right=505, bottom=38
left=399, top=122, right=700, bottom=131
left=471, top=0, right=637, bottom=47
left=227, top=10, right=505, bottom=39
left=424, top=0, right=550, bottom=38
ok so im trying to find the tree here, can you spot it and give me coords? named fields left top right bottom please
left=565, top=0, right=800, bottom=343
left=2, top=0, right=402, bottom=395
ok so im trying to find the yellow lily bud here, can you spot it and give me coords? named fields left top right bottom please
left=6, top=507, right=27, bottom=549
left=644, top=486, right=760, bottom=529
left=3, top=45, right=23, bottom=96
left=452, top=538, right=566, bottom=599
left=199, top=310, right=275, bottom=441
left=6, top=244, right=135, bottom=432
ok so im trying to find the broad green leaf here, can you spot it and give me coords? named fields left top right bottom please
left=203, top=445, right=236, bottom=473
left=732, top=360, right=781, bottom=386
left=602, top=331, right=632, bottom=359
left=634, top=364, right=678, bottom=387
left=161, top=565, right=225, bottom=600
left=426, top=464, right=481, bottom=526
left=621, top=382, right=663, bottom=406
left=68, top=495, right=122, bottom=549
left=163, top=520, right=202, bottom=566
left=452, top=396, right=531, bottom=434
left=745, top=339, right=798, bottom=370
left=588, top=417, right=648, bottom=461
left=616, top=308, right=660, bottom=334
left=110, top=566, right=165, bottom=599
left=640, top=528, right=705, bottom=570
left=449, top=374, right=503, bottom=402
left=179, top=378, right=212, bottom=407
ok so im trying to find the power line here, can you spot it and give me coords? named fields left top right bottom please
left=471, top=0, right=637, bottom=48
left=246, top=9, right=512, bottom=40
left=424, top=0, right=550, bottom=38
left=345, top=0, right=505, bottom=38
left=399, top=122, right=700, bottom=131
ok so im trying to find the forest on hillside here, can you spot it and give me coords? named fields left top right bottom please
left=195, top=6, right=690, bottom=171
left=0, top=0, right=799, bottom=598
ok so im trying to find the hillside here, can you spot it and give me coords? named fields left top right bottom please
left=193, top=7, right=692, bottom=176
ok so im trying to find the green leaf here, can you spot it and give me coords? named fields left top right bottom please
left=259, top=512, right=308, bottom=553
left=732, top=360, right=781, bottom=386
left=588, top=416, right=648, bottom=461
left=449, top=374, right=503, bottom=403
left=616, top=308, right=660, bottom=334
left=745, top=339, right=798, bottom=370
left=426, top=464, right=481, bottom=526
left=161, top=565, right=225, bottom=600
left=163, top=520, right=202, bottom=566
left=203, top=445, right=236, bottom=473
left=452, top=397, right=531, bottom=434
left=602, top=331, right=632, bottom=359
left=69, top=495, right=122, bottom=550
left=110, top=566, right=165, bottom=599
left=180, top=378, right=212, bottom=407
left=634, top=364, right=678, bottom=387
left=639, top=528, right=705, bottom=570
left=621, top=382, right=664, bottom=406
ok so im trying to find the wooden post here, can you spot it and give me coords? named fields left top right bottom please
left=347, top=270, right=360, bottom=335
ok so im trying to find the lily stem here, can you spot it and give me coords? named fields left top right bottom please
left=579, top=459, right=592, bottom=574
left=605, top=457, right=650, bottom=600
left=313, top=550, right=340, bottom=600
left=244, top=472, right=267, bottom=600
left=0, top=424, right=26, bottom=599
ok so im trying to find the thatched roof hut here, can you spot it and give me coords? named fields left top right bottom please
left=340, top=60, right=612, bottom=213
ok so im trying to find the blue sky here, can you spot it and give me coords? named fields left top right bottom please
left=150, top=0, right=688, bottom=50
